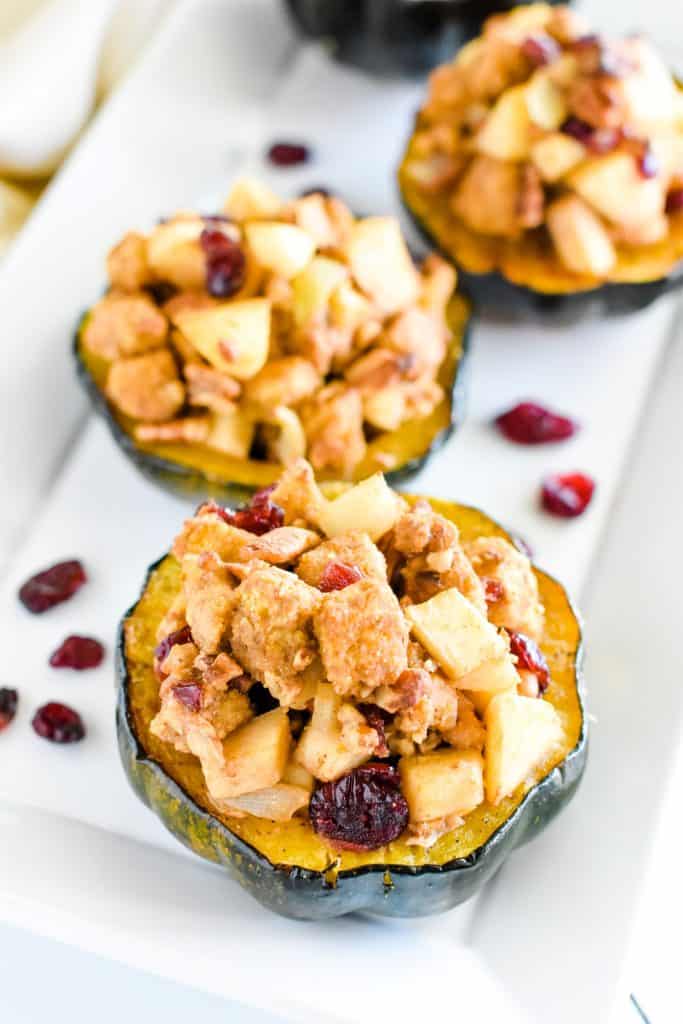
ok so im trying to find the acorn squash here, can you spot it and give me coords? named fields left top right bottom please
left=74, top=294, right=471, bottom=506
left=399, top=166, right=683, bottom=320
left=284, top=0, right=568, bottom=76
left=116, top=496, right=586, bottom=919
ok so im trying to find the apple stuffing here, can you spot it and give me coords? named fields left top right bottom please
left=400, top=2, right=683, bottom=285
left=81, top=182, right=460, bottom=481
left=147, top=459, right=566, bottom=851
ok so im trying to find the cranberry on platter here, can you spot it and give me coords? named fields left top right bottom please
left=32, top=702, right=86, bottom=744
left=19, top=560, right=87, bottom=614
left=267, top=141, right=311, bottom=167
left=541, top=473, right=595, bottom=518
left=495, top=402, right=579, bottom=445
left=49, top=635, right=105, bottom=670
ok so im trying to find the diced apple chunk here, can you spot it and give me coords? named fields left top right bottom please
left=206, top=407, right=254, bottom=458
left=212, top=708, right=291, bottom=800
left=282, top=759, right=315, bottom=793
left=568, top=153, right=665, bottom=229
left=531, top=133, right=586, bottom=183
left=399, top=749, right=484, bottom=823
left=245, top=222, right=315, bottom=278
left=546, top=195, right=616, bottom=277
left=525, top=73, right=567, bottom=131
left=219, top=783, right=310, bottom=821
left=622, top=40, right=678, bottom=130
left=223, top=177, right=282, bottom=221
left=363, top=387, right=406, bottom=432
left=405, top=587, right=507, bottom=681
left=266, top=406, right=307, bottom=466
left=347, top=217, right=419, bottom=315
left=292, top=256, right=348, bottom=327
left=477, top=86, right=532, bottom=161
left=329, top=280, right=375, bottom=331
left=317, top=473, right=404, bottom=541
left=146, top=218, right=205, bottom=291
left=295, top=683, right=374, bottom=782
left=484, top=691, right=563, bottom=805
left=457, top=655, right=520, bottom=693
left=172, top=298, right=271, bottom=379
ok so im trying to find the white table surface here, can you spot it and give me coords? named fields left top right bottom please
left=1, top=1, right=682, bottom=1022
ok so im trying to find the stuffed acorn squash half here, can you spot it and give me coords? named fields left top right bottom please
left=75, top=180, right=470, bottom=505
left=399, top=3, right=683, bottom=319
left=118, top=459, right=586, bottom=919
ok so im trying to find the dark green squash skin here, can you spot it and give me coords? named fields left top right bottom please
left=116, top=555, right=587, bottom=921
left=73, top=313, right=473, bottom=508
left=401, top=194, right=683, bottom=325
left=284, top=0, right=568, bottom=77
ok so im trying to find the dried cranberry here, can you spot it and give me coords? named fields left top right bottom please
left=49, top=635, right=104, bottom=670
left=561, top=118, right=621, bottom=154
left=484, top=579, right=505, bottom=605
left=19, top=560, right=87, bottom=614
left=541, top=472, right=595, bottom=518
left=0, top=688, right=18, bottom=732
left=154, top=625, right=193, bottom=672
left=509, top=631, right=550, bottom=693
left=319, top=561, right=363, bottom=593
left=199, top=228, right=246, bottom=298
left=358, top=704, right=390, bottom=757
left=666, top=188, right=683, bottom=213
left=522, top=34, right=559, bottom=67
left=32, top=702, right=85, bottom=743
left=267, top=142, right=310, bottom=167
left=310, top=763, right=408, bottom=851
left=222, top=488, right=284, bottom=535
left=495, top=402, right=578, bottom=445
left=173, top=684, right=202, bottom=712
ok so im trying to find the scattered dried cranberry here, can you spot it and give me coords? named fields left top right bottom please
left=32, top=702, right=85, bottom=744
left=155, top=625, right=193, bottom=665
left=267, top=142, right=310, bottom=166
left=484, top=579, right=505, bottom=605
left=222, top=488, right=284, bottom=535
left=319, top=561, right=363, bottom=593
left=310, top=763, right=408, bottom=851
left=522, top=34, right=559, bottom=67
left=173, top=683, right=203, bottom=712
left=358, top=704, right=390, bottom=757
left=49, top=635, right=104, bottom=670
left=509, top=631, right=550, bottom=693
left=541, top=472, right=595, bottom=518
left=0, top=688, right=18, bottom=732
left=19, top=560, right=87, bottom=614
left=200, top=227, right=246, bottom=298
left=666, top=188, right=683, bottom=213
left=561, top=117, right=620, bottom=154
left=495, top=402, right=578, bottom=445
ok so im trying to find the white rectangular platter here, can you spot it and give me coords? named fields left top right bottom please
left=1, top=1, right=682, bottom=1021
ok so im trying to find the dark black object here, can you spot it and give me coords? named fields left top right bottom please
left=284, top=0, right=568, bottom=76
